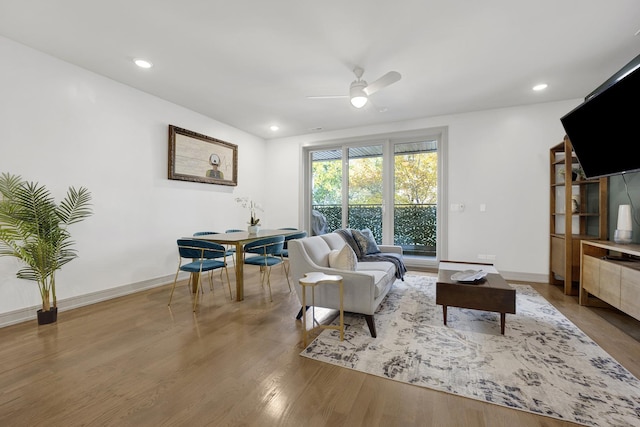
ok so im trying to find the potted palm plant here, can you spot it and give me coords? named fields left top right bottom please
left=0, top=172, right=93, bottom=324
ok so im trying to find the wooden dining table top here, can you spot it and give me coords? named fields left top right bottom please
left=186, top=229, right=301, bottom=244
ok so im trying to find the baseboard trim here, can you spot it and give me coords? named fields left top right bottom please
left=0, top=273, right=187, bottom=328
left=500, top=270, right=547, bottom=283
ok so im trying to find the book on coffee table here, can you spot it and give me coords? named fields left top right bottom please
left=450, top=270, right=488, bottom=283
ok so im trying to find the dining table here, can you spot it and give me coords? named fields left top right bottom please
left=187, top=229, right=303, bottom=301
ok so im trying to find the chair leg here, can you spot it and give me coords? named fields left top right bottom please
left=259, top=267, right=267, bottom=287
left=281, top=259, right=287, bottom=277
left=265, top=266, right=273, bottom=302
left=193, top=269, right=204, bottom=312
left=283, top=263, right=291, bottom=291
left=168, top=267, right=181, bottom=306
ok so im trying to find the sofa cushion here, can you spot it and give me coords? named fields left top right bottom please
left=301, top=235, right=333, bottom=267
left=352, top=228, right=381, bottom=255
left=321, top=232, right=347, bottom=251
left=328, top=245, right=358, bottom=270
left=354, top=266, right=394, bottom=298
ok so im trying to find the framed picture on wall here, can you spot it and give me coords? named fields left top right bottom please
left=168, top=125, right=238, bottom=186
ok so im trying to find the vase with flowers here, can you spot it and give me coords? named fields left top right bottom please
left=235, top=197, right=263, bottom=234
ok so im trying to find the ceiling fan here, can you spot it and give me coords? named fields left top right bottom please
left=308, top=67, right=402, bottom=108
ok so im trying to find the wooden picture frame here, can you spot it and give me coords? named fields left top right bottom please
left=168, top=125, right=238, bottom=186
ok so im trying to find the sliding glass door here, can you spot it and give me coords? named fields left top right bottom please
left=347, top=145, right=383, bottom=242
left=306, top=128, right=446, bottom=263
left=393, top=140, right=438, bottom=256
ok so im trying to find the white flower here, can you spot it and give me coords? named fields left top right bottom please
left=235, top=197, right=263, bottom=225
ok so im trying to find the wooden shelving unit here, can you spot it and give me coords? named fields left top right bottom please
left=549, top=136, right=608, bottom=295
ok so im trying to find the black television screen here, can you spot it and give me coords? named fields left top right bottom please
left=560, top=59, right=640, bottom=179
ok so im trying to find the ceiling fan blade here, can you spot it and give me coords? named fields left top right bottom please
left=363, top=71, right=401, bottom=96
left=306, top=95, right=349, bottom=99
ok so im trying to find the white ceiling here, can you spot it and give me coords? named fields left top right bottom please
left=1, top=1, right=639, bottom=139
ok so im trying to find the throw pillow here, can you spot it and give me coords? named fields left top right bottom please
left=352, top=228, right=381, bottom=255
left=328, top=245, right=358, bottom=270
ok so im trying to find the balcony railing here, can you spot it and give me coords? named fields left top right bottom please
left=312, top=203, right=437, bottom=257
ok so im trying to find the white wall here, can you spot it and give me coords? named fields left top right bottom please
left=0, top=36, right=268, bottom=324
left=0, top=34, right=583, bottom=326
left=266, top=99, right=582, bottom=281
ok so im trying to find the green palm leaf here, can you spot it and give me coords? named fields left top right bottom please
left=0, top=172, right=92, bottom=311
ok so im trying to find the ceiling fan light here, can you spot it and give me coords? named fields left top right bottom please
left=350, top=95, right=368, bottom=108
left=350, top=81, right=368, bottom=108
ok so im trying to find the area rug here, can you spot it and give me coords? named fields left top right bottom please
left=301, top=274, right=640, bottom=427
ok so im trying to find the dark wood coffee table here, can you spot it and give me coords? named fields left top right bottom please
left=436, top=261, right=516, bottom=334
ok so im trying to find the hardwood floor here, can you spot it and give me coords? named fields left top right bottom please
left=1, top=268, right=639, bottom=426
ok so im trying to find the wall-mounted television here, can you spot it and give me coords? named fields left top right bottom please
left=560, top=54, right=640, bottom=179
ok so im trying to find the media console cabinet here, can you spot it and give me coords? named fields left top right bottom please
left=579, top=240, right=640, bottom=322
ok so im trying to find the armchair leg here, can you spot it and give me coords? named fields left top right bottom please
left=295, top=306, right=310, bottom=319
left=364, top=315, right=377, bottom=338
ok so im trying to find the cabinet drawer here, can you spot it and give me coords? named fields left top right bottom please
left=581, top=255, right=600, bottom=294
left=621, top=267, right=640, bottom=320
left=598, top=261, right=621, bottom=307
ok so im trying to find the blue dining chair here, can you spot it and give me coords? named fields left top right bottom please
left=168, top=238, right=232, bottom=311
left=193, top=231, right=219, bottom=236
left=224, top=229, right=244, bottom=263
left=274, top=230, right=307, bottom=278
left=243, top=235, right=290, bottom=301
left=194, top=231, right=237, bottom=265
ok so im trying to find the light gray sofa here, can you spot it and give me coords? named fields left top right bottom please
left=288, top=232, right=404, bottom=337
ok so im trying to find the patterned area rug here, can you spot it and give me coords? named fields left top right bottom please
left=301, top=274, right=640, bottom=427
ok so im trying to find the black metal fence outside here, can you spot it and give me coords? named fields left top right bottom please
left=312, top=204, right=437, bottom=256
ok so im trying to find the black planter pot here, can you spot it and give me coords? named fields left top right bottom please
left=37, top=307, right=58, bottom=325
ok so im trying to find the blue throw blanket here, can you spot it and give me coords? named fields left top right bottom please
left=336, top=229, right=407, bottom=280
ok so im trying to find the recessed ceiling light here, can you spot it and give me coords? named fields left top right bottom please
left=134, top=58, right=153, bottom=69
left=269, top=125, right=279, bottom=131
left=532, top=83, right=548, bottom=91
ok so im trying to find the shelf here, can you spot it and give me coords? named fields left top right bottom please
left=549, top=136, right=608, bottom=295
left=552, top=158, right=578, bottom=166
left=552, top=180, right=601, bottom=187
left=551, top=233, right=601, bottom=240
left=552, top=213, right=601, bottom=217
